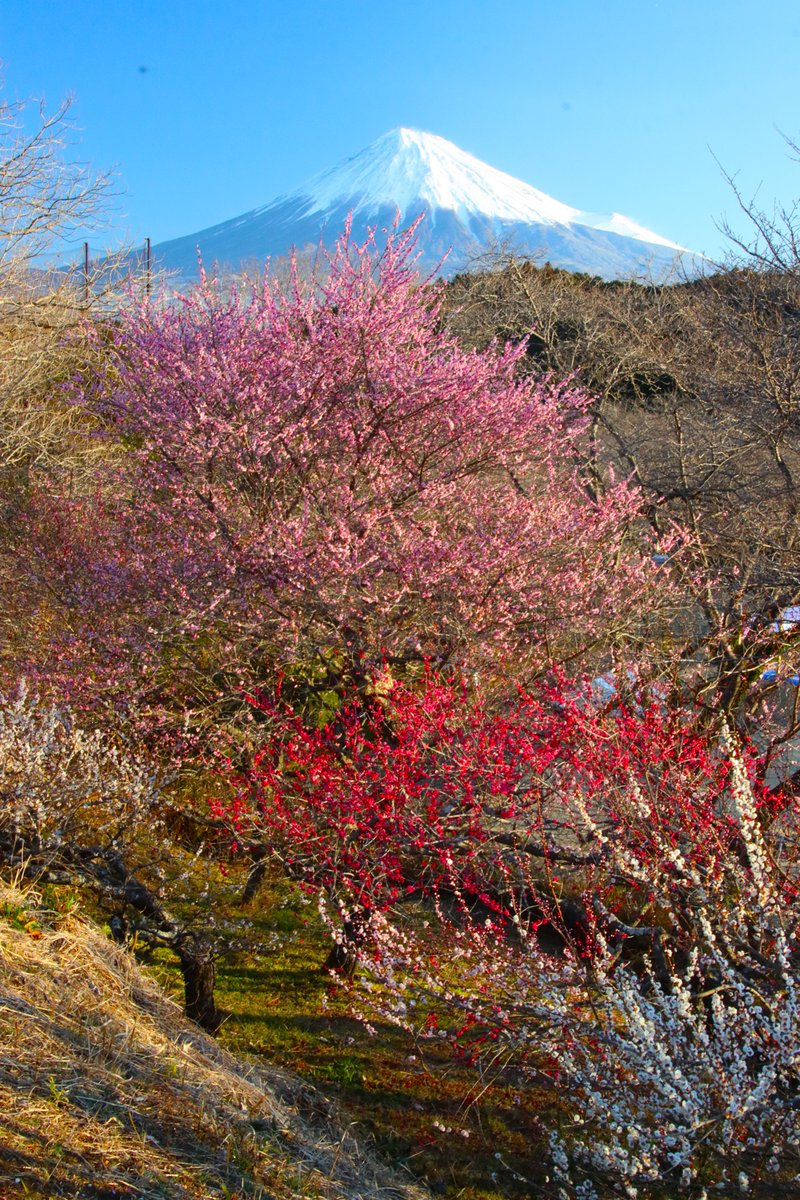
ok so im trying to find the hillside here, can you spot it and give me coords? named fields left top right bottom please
left=0, top=880, right=428, bottom=1200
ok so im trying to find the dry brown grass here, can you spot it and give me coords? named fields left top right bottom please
left=0, top=879, right=429, bottom=1200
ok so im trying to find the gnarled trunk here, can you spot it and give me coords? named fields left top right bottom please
left=178, top=936, right=222, bottom=1032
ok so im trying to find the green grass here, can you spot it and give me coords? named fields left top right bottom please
left=139, top=864, right=559, bottom=1200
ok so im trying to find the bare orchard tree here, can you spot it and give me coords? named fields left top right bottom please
left=0, top=92, right=111, bottom=275
left=0, top=89, right=133, bottom=489
left=442, top=236, right=800, bottom=746
left=0, top=90, right=139, bottom=671
left=717, top=133, right=800, bottom=278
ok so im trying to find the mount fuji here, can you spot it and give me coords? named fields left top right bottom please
left=150, top=129, right=697, bottom=282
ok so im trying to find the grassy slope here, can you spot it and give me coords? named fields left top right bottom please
left=142, top=870, right=558, bottom=1200
left=0, top=879, right=429, bottom=1200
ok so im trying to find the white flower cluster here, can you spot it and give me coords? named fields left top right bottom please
left=550, top=735, right=800, bottom=1196
left=327, top=730, right=800, bottom=1197
left=0, top=682, right=163, bottom=859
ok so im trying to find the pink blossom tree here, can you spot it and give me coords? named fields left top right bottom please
left=20, top=225, right=669, bottom=738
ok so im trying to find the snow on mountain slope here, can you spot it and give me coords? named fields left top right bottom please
left=295, top=128, right=581, bottom=227
left=149, top=128, right=698, bottom=283
left=293, top=128, right=686, bottom=252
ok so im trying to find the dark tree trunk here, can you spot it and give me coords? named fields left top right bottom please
left=178, top=937, right=222, bottom=1032
left=109, top=912, right=128, bottom=944
left=323, top=909, right=370, bottom=978
left=241, top=844, right=268, bottom=906
left=8, top=843, right=224, bottom=1035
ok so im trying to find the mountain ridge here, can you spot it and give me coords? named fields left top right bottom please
left=150, top=129, right=700, bottom=283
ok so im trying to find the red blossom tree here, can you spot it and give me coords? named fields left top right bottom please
left=18, top=224, right=670, bottom=737
left=221, top=673, right=800, bottom=1196
left=221, top=669, right=787, bottom=954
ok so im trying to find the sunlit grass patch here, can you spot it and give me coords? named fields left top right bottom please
left=140, top=862, right=563, bottom=1199
left=0, top=876, right=427, bottom=1200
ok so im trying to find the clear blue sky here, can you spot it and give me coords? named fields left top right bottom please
left=1, top=0, right=798, bottom=262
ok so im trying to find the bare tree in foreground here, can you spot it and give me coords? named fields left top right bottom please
left=0, top=88, right=131, bottom=488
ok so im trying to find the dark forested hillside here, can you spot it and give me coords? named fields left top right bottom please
left=444, top=256, right=800, bottom=723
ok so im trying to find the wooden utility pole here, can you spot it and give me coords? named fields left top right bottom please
left=83, top=241, right=89, bottom=307
left=145, top=236, right=151, bottom=298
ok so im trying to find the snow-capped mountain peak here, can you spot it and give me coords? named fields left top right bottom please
left=288, top=128, right=686, bottom=253
left=291, top=128, right=578, bottom=227
left=149, top=129, right=697, bottom=282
